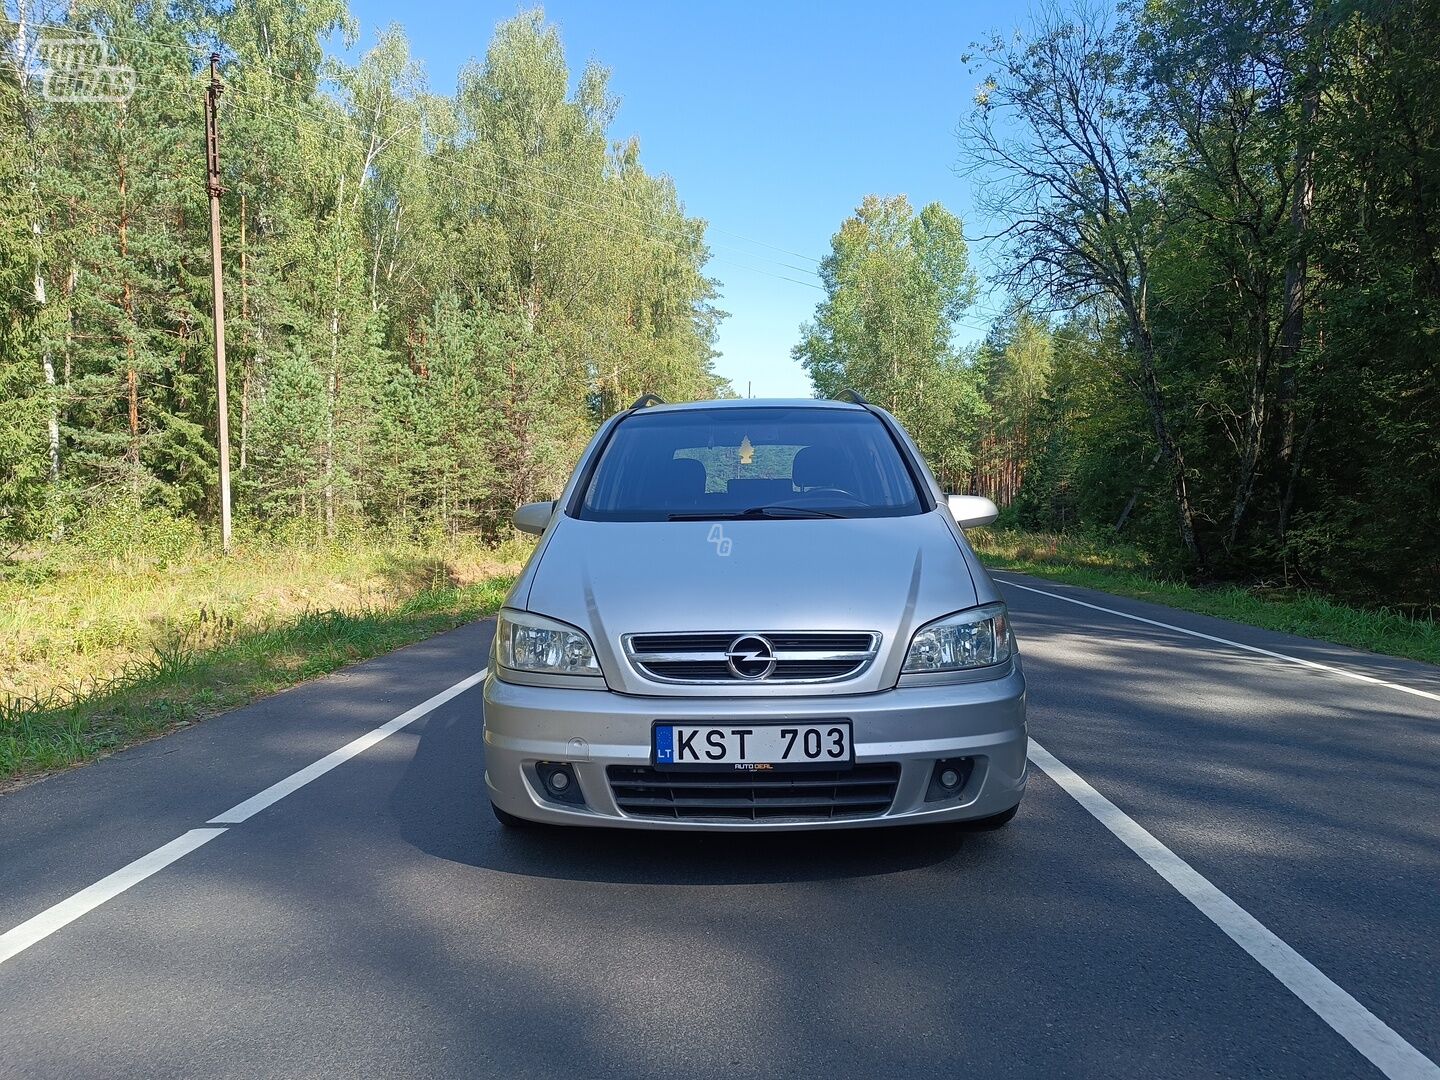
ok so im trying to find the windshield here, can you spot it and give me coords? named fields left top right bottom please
left=576, top=407, right=927, bottom=522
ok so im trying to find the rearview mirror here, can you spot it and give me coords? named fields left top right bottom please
left=513, top=500, right=556, bottom=536
left=946, top=494, right=999, bottom=529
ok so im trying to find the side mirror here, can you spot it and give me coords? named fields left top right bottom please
left=513, top=500, right=556, bottom=536
left=946, top=494, right=999, bottom=529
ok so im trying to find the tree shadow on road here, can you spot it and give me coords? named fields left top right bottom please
left=390, top=703, right=972, bottom=886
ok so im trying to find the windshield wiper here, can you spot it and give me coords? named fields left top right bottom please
left=742, top=504, right=844, bottom=519
left=667, top=505, right=844, bottom=521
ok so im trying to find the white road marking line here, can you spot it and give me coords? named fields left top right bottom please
left=0, top=828, right=227, bottom=966
left=0, top=668, right=489, bottom=968
left=209, top=667, right=488, bottom=824
left=1027, top=739, right=1440, bottom=1080
left=996, top=575, right=1440, bottom=706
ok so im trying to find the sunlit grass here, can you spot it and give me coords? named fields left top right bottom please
left=970, top=527, right=1440, bottom=668
left=1, top=534, right=528, bottom=784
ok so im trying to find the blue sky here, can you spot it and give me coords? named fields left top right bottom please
left=335, top=1, right=1019, bottom=397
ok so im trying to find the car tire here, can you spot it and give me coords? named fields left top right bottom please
left=965, top=803, right=1020, bottom=831
left=491, top=801, right=532, bottom=830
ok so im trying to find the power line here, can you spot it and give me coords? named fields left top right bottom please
left=17, top=19, right=217, bottom=58
left=217, top=80, right=827, bottom=280
left=27, top=18, right=1014, bottom=294
left=120, top=76, right=999, bottom=312
left=199, top=81, right=829, bottom=295
left=29, top=72, right=801, bottom=297
left=20, top=19, right=823, bottom=273
left=20, top=16, right=1055, bottom=311
left=17, top=23, right=1023, bottom=314
left=701, top=256, right=823, bottom=292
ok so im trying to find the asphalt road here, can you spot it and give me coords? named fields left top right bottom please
left=1, top=572, right=1436, bottom=1079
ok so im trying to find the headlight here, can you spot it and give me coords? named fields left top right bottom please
left=902, top=603, right=1011, bottom=672
left=496, top=609, right=600, bottom=675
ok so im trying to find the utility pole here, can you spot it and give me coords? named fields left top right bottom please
left=205, top=52, right=233, bottom=554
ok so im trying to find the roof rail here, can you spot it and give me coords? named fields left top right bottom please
left=628, top=393, right=667, bottom=410
left=833, top=389, right=869, bottom=405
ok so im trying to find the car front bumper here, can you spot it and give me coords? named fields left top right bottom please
left=483, top=663, right=1027, bottom=831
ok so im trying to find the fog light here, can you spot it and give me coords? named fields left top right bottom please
left=926, top=758, right=975, bottom=802
left=536, top=761, right=585, bottom=806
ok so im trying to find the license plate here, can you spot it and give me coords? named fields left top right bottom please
left=653, top=722, right=853, bottom=770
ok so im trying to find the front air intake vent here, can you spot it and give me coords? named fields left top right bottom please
left=607, top=763, right=901, bottom=821
left=622, top=632, right=880, bottom=684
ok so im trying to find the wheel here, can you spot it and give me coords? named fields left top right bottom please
left=491, top=801, right=532, bottom=830
left=964, top=802, right=1019, bottom=831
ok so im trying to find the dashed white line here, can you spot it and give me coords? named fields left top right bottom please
left=209, top=667, right=488, bottom=824
left=0, top=667, right=488, bottom=968
left=0, top=828, right=228, bottom=965
left=996, top=575, right=1440, bottom=706
left=1027, top=739, right=1439, bottom=1080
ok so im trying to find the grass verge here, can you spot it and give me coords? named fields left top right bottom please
left=1, top=536, right=524, bottom=787
left=969, top=528, right=1440, bottom=668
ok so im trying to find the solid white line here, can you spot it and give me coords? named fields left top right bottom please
left=208, top=667, right=488, bottom=824
left=1027, top=739, right=1440, bottom=1080
left=0, top=668, right=490, bottom=968
left=995, top=575, right=1440, bottom=706
left=0, top=828, right=228, bottom=966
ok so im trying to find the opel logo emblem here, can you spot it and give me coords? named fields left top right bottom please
left=726, top=634, right=776, bottom=680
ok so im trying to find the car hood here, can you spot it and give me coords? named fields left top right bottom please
left=519, top=511, right=980, bottom=696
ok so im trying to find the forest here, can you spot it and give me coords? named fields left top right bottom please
left=2, top=0, right=1437, bottom=612
left=800, top=0, right=1438, bottom=609
left=1, top=2, right=727, bottom=546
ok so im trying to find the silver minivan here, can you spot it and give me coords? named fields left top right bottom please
left=484, top=396, right=1027, bottom=831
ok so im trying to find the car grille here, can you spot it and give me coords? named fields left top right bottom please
left=607, top=763, right=901, bottom=821
left=623, top=631, right=880, bottom=684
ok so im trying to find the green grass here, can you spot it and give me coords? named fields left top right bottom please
left=969, top=528, right=1440, bottom=668
left=9, top=521, right=1433, bottom=786
left=1, top=534, right=526, bottom=785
